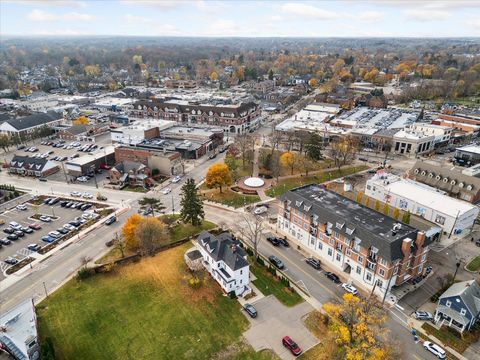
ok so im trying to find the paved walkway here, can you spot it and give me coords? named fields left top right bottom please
left=243, top=295, right=318, bottom=360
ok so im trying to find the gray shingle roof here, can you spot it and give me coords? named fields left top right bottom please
left=10, top=155, right=48, bottom=171
left=281, top=185, right=423, bottom=261
left=6, top=111, right=62, bottom=131
left=197, top=231, right=248, bottom=271
left=439, top=280, right=480, bottom=318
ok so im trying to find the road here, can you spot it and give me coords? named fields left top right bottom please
left=204, top=205, right=437, bottom=360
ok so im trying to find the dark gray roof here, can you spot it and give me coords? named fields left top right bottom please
left=439, top=280, right=480, bottom=318
left=197, top=231, right=248, bottom=270
left=410, top=160, right=480, bottom=197
left=281, top=185, right=421, bottom=261
left=10, top=155, right=48, bottom=171
left=63, top=124, right=88, bottom=135
left=6, top=111, right=62, bottom=131
left=0, top=113, right=11, bottom=123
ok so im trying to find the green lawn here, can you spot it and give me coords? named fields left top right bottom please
left=250, top=263, right=303, bottom=307
left=266, top=165, right=368, bottom=197
left=466, top=256, right=480, bottom=272
left=202, top=189, right=260, bottom=208
left=169, top=218, right=217, bottom=242
left=121, top=185, right=148, bottom=193
left=421, top=323, right=474, bottom=354
left=37, top=243, right=273, bottom=360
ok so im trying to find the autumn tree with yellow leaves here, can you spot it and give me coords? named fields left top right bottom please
left=205, top=163, right=232, bottom=193
left=279, top=151, right=299, bottom=175
left=122, top=214, right=143, bottom=251
left=73, top=116, right=89, bottom=125
left=323, top=293, right=398, bottom=360
left=122, top=214, right=169, bottom=255
left=209, top=71, right=218, bottom=82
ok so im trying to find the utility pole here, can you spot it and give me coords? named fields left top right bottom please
left=43, top=281, right=48, bottom=298
left=91, top=164, right=98, bottom=189
left=452, top=261, right=461, bottom=283
left=61, top=161, right=68, bottom=183
left=171, top=194, right=175, bottom=214
left=382, top=270, right=395, bottom=306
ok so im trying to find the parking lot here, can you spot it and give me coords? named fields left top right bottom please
left=0, top=196, right=106, bottom=278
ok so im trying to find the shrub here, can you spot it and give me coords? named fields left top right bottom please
left=245, top=247, right=253, bottom=256
left=229, top=291, right=237, bottom=299
left=76, top=267, right=95, bottom=280
left=41, top=337, right=56, bottom=360
left=256, top=257, right=265, bottom=266
left=188, top=277, right=201, bottom=289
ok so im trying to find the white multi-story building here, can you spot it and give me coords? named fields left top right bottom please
left=406, top=123, right=453, bottom=146
left=392, top=128, right=435, bottom=157
left=277, top=185, right=439, bottom=297
left=196, top=231, right=250, bottom=296
left=365, top=173, right=479, bottom=236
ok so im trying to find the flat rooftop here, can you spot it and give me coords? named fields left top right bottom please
left=282, top=184, right=418, bottom=261
left=333, top=107, right=419, bottom=130
left=369, top=174, right=477, bottom=217
left=456, top=144, right=480, bottom=155
left=66, top=145, right=115, bottom=166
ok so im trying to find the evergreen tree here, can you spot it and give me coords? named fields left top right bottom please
left=305, top=132, right=323, bottom=160
left=180, top=178, right=204, bottom=226
left=138, top=197, right=165, bottom=217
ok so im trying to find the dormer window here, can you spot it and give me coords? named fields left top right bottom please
left=336, top=222, right=344, bottom=230
left=467, top=185, right=473, bottom=191
left=428, top=172, right=434, bottom=178
left=421, top=171, right=426, bottom=176
left=451, top=180, right=456, bottom=186
left=435, top=175, right=441, bottom=180
left=304, top=204, right=312, bottom=212
left=295, top=200, right=303, bottom=207
left=414, top=168, right=419, bottom=174
left=443, top=177, right=449, bottom=183
left=459, top=182, right=464, bottom=188
left=346, top=227, right=355, bottom=235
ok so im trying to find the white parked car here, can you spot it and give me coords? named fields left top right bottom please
left=39, top=215, right=51, bottom=222
left=77, top=176, right=89, bottom=182
left=161, top=188, right=172, bottom=195
left=341, top=283, right=358, bottom=295
left=423, top=341, right=446, bottom=359
left=48, top=231, right=61, bottom=238
left=82, top=192, right=93, bottom=199
left=70, top=191, right=82, bottom=197
left=63, top=224, right=76, bottom=231
left=171, top=175, right=182, bottom=183
left=16, top=204, right=27, bottom=211
left=253, top=206, right=268, bottom=215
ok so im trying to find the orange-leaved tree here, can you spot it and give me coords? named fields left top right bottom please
left=205, top=163, right=232, bottom=193
left=210, top=71, right=218, bottom=81
left=134, top=217, right=169, bottom=256
left=73, top=116, right=89, bottom=125
left=122, top=214, right=143, bottom=251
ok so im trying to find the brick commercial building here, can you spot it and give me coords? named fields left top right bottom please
left=130, top=99, right=261, bottom=135
left=114, top=146, right=182, bottom=176
left=277, top=184, right=439, bottom=297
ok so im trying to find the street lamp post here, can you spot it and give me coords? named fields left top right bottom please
left=171, top=194, right=175, bottom=214
left=452, top=261, right=461, bottom=283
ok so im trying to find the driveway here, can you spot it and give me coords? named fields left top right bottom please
left=243, top=295, right=318, bottom=360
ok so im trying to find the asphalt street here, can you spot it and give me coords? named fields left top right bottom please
left=204, top=205, right=437, bottom=360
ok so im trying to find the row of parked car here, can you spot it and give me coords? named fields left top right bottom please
left=2, top=221, right=43, bottom=265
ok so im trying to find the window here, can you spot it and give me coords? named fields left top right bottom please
left=460, top=308, right=467, bottom=316
left=366, top=272, right=372, bottom=281
left=240, top=270, right=243, bottom=275
left=310, top=237, right=315, bottom=246
left=380, top=258, right=387, bottom=266
left=346, top=249, right=352, bottom=257
left=377, top=279, right=383, bottom=288
left=393, top=267, right=398, bottom=275
left=367, top=184, right=371, bottom=190
left=421, top=254, right=426, bottom=262
left=353, top=237, right=361, bottom=252
left=336, top=253, right=341, bottom=262
left=358, top=255, right=363, bottom=263
left=446, top=300, right=451, bottom=307
left=333, top=231, right=340, bottom=239
left=435, top=214, right=446, bottom=225
left=418, top=264, right=423, bottom=274
left=240, top=279, right=242, bottom=284
left=304, top=223, right=308, bottom=230
left=329, top=238, right=334, bottom=245
left=328, top=248, right=333, bottom=256
left=379, top=268, right=385, bottom=277
left=356, top=266, right=362, bottom=275
left=318, top=242, right=323, bottom=250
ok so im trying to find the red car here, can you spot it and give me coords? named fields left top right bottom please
left=282, top=336, right=302, bottom=356
left=99, top=163, right=111, bottom=170
left=29, top=223, right=42, bottom=230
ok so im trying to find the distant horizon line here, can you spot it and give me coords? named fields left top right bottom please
left=1, top=35, right=479, bottom=40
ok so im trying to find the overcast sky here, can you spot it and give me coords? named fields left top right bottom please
left=1, top=0, right=479, bottom=37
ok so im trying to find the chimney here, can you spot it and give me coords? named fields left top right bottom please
left=401, top=238, right=412, bottom=257
left=415, top=231, right=425, bottom=249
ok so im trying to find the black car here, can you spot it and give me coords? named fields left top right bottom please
left=69, top=220, right=82, bottom=227
left=4, top=257, right=18, bottom=265
left=7, top=234, right=19, bottom=241
left=278, top=237, right=290, bottom=247
left=3, top=228, right=14, bottom=234
left=0, top=238, right=12, bottom=245
left=43, top=198, right=52, bottom=204
left=105, top=216, right=116, bottom=225
left=243, top=303, right=258, bottom=318
left=325, top=272, right=340, bottom=283
left=20, top=227, right=33, bottom=234
left=267, top=236, right=280, bottom=246
left=75, top=202, right=84, bottom=209
left=49, top=198, right=60, bottom=205
left=57, top=228, right=69, bottom=234
left=80, top=203, right=90, bottom=211
left=268, top=255, right=285, bottom=269
left=60, top=201, right=69, bottom=207
left=306, top=257, right=321, bottom=270
left=38, top=177, right=47, bottom=182
left=28, top=244, right=41, bottom=252
left=14, top=231, right=25, bottom=237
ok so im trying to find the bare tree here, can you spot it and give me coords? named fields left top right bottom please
left=271, top=151, right=281, bottom=184
left=269, top=130, right=283, bottom=155
left=331, top=136, right=358, bottom=172
left=113, top=233, right=127, bottom=258
left=134, top=218, right=169, bottom=256
left=237, top=214, right=265, bottom=265
left=235, top=134, right=255, bottom=168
